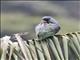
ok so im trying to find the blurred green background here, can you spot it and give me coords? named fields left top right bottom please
left=1, top=1, right=80, bottom=39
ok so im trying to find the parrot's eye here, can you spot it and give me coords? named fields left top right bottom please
left=43, top=18, right=50, bottom=21
left=43, top=18, right=50, bottom=23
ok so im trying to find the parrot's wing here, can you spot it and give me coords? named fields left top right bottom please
left=35, top=24, right=54, bottom=40
left=48, top=23, right=60, bottom=34
left=35, top=23, right=60, bottom=40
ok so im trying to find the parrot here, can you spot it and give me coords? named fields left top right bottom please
left=35, top=16, right=60, bottom=40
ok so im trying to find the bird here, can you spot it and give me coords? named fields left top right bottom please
left=35, top=16, right=60, bottom=40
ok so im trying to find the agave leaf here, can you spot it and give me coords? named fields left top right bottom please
left=34, top=40, right=45, bottom=60
left=48, top=38, right=61, bottom=60
left=13, top=42, right=22, bottom=60
left=0, top=47, right=3, bottom=59
left=8, top=44, right=14, bottom=60
left=24, top=41, right=33, bottom=60
left=13, top=53, right=18, bottom=60
left=0, top=39, right=2, bottom=59
left=14, top=48, right=25, bottom=60
left=68, top=39, right=80, bottom=60
left=1, top=36, right=12, bottom=60
left=40, top=40, right=51, bottom=60
left=52, top=36, right=64, bottom=60
left=70, top=34, right=80, bottom=55
left=0, top=38, right=3, bottom=58
left=13, top=42, right=20, bottom=52
left=28, top=40, right=38, bottom=60
left=1, top=40, right=9, bottom=60
left=75, top=32, right=80, bottom=45
left=15, top=34, right=29, bottom=60
left=62, top=36, right=68, bottom=60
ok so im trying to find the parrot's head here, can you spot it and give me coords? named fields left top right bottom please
left=42, top=16, right=52, bottom=24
